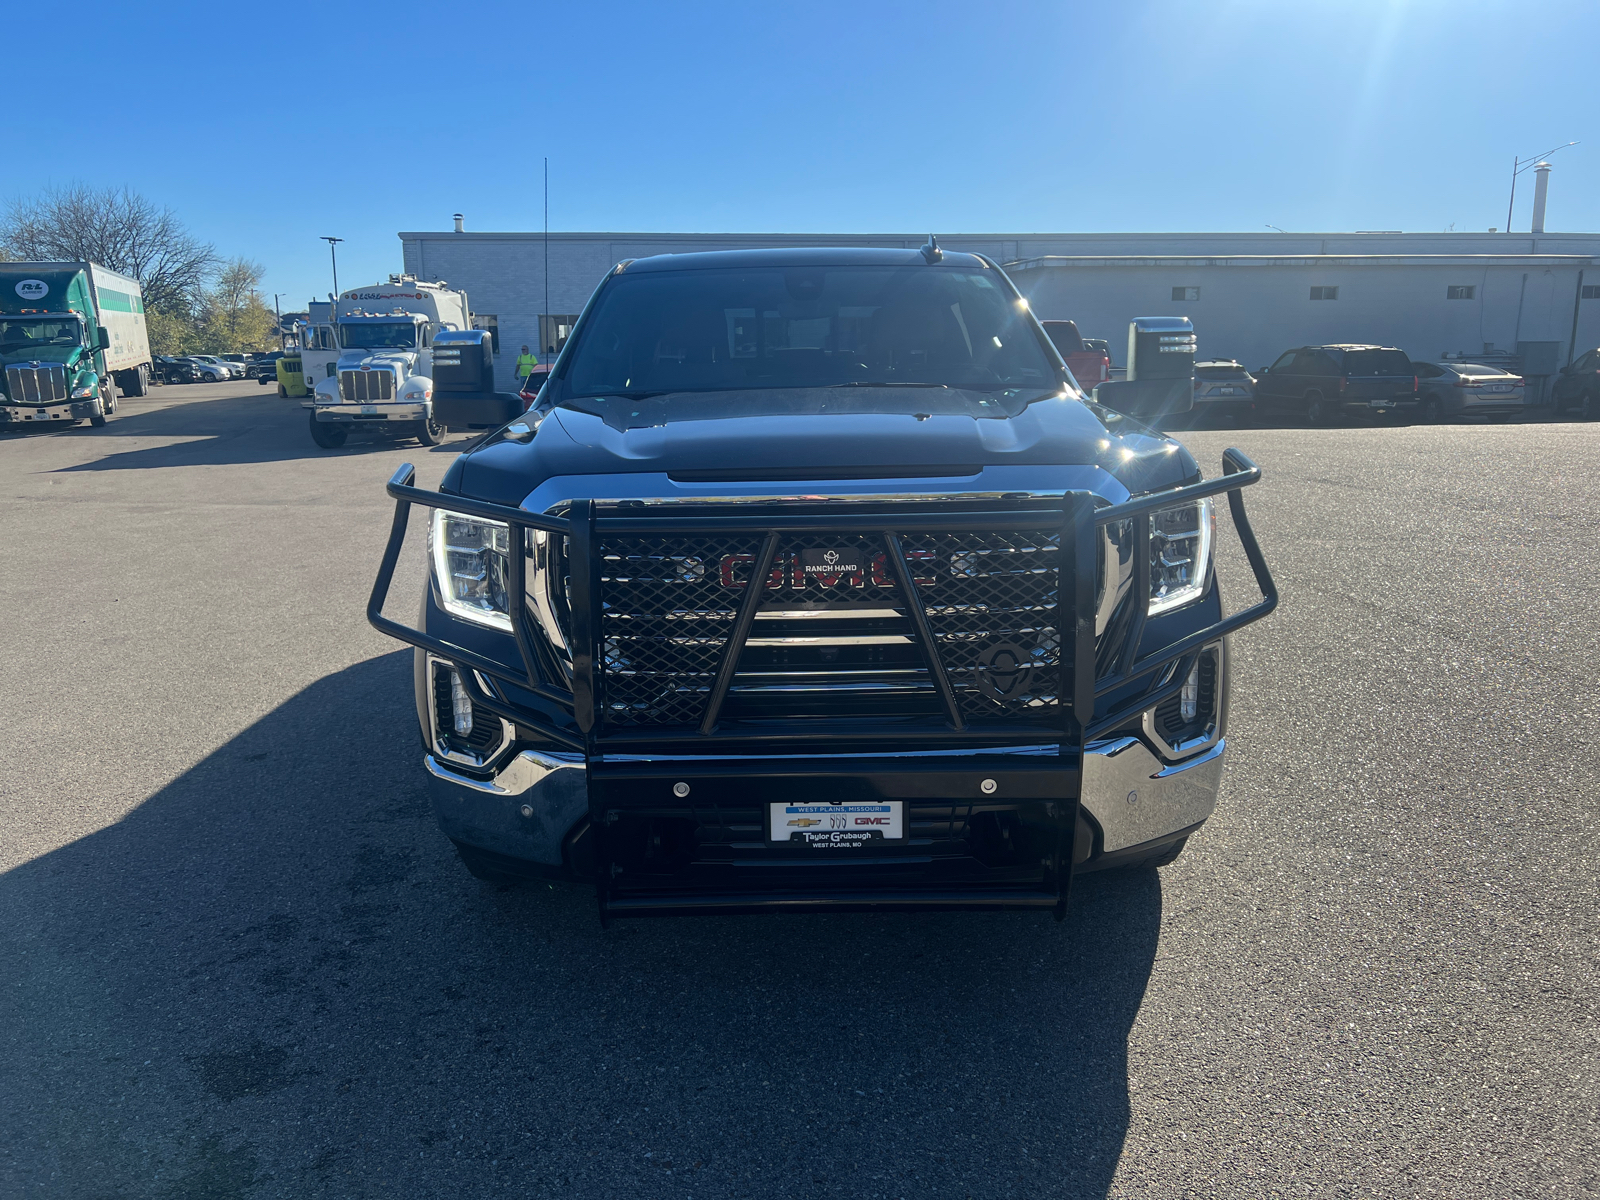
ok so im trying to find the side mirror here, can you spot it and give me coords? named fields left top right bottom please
left=1092, top=377, right=1195, bottom=421
left=1254, top=366, right=1269, bottom=376
left=97, top=326, right=112, bottom=351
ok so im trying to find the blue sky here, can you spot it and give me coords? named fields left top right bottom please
left=9, top=0, right=1596, bottom=308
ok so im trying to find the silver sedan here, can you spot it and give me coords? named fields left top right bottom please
left=1413, top=362, right=1524, bottom=422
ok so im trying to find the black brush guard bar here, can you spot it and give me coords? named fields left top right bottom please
left=367, top=449, right=1278, bottom=914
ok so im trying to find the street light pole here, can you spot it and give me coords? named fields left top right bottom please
left=320, top=236, right=344, bottom=298
left=1505, top=142, right=1577, bottom=232
left=273, top=293, right=283, bottom=351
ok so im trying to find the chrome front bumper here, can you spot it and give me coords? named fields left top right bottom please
left=309, top=401, right=429, bottom=422
left=0, top=399, right=101, bottom=424
left=424, top=736, right=1227, bottom=875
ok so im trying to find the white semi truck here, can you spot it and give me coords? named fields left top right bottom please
left=307, top=276, right=519, bottom=448
left=0, top=261, right=153, bottom=428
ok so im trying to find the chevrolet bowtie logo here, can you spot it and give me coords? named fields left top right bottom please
left=787, top=817, right=823, bottom=827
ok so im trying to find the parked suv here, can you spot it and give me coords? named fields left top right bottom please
left=1412, top=362, right=1524, bottom=422
left=364, top=246, right=1278, bottom=922
left=1191, top=360, right=1255, bottom=420
left=1551, top=347, right=1600, bottom=420
left=1253, top=344, right=1416, bottom=423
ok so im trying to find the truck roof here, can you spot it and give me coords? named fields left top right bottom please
left=620, top=246, right=994, bottom=273
left=0, top=261, right=142, bottom=289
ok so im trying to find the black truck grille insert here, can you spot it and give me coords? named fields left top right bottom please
left=593, top=530, right=1061, bottom=728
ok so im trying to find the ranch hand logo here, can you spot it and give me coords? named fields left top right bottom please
left=975, top=642, right=1035, bottom=700
left=718, top=549, right=937, bottom=589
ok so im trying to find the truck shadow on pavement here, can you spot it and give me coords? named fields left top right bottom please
left=42, top=394, right=469, bottom=472
left=1, top=652, right=1161, bottom=1200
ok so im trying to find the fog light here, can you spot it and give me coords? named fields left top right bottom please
left=1180, top=662, right=1199, bottom=722
left=449, top=669, right=474, bottom=735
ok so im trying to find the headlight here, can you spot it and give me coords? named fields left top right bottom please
left=430, top=509, right=514, bottom=630
left=71, top=381, right=98, bottom=398
left=1147, top=496, right=1213, bottom=615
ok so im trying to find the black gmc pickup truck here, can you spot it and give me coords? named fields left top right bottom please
left=368, top=246, right=1277, bottom=922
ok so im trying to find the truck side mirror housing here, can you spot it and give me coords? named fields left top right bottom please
left=1092, top=378, right=1195, bottom=421
left=97, top=326, right=112, bottom=351
left=1092, top=316, right=1196, bottom=420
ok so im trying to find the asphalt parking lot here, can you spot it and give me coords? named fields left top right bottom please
left=2, top=381, right=1596, bottom=1199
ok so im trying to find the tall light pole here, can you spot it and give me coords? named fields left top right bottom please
left=1506, top=142, right=1577, bottom=232
left=273, top=293, right=284, bottom=350
left=320, top=236, right=344, bottom=298
left=543, top=157, right=550, bottom=361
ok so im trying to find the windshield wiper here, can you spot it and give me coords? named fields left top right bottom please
left=828, top=381, right=949, bottom=389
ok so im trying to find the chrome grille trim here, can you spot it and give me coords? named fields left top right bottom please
left=5, top=364, right=68, bottom=404
left=339, top=368, right=396, bottom=403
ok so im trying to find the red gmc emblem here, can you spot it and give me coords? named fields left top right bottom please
left=718, top=552, right=936, bottom=589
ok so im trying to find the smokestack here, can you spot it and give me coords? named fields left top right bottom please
left=1531, top=164, right=1551, bottom=234
left=453, top=213, right=465, bottom=233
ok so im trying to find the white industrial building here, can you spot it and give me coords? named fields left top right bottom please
left=399, top=225, right=1600, bottom=400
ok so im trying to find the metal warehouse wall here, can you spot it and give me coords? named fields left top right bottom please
left=399, top=230, right=1600, bottom=389
left=1005, top=257, right=1600, bottom=375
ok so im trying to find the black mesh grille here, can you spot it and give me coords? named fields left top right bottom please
left=902, top=531, right=1061, bottom=719
left=599, top=535, right=761, bottom=726
left=593, top=529, right=1062, bottom=729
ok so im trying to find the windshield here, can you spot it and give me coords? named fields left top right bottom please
left=340, top=322, right=418, bottom=349
left=562, top=265, right=1059, bottom=397
left=1343, top=349, right=1412, bottom=376
left=0, top=316, right=83, bottom=362
left=1450, top=363, right=1504, bottom=376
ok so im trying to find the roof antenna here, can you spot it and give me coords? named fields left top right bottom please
left=920, top=234, right=943, bottom=264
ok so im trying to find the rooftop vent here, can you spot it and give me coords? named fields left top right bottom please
left=453, top=213, right=465, bottom=233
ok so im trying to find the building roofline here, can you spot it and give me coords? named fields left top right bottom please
left=400, top=229, right=1600, bottom=244
left=1004, top=254, right=1599, bottom=269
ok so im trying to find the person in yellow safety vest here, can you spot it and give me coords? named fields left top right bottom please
left=515, top=345, right=538, bottom=379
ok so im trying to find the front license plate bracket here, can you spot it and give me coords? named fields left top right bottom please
left=769, top=800, right=904, bottom=848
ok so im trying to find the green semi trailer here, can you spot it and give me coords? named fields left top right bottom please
left=0, top=261, right=153, bottom=428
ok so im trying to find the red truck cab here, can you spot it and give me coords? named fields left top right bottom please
left=1041, top=320, right=1111, bottom=391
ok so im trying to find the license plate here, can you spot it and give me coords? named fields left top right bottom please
left=770, top=801, right=904, bottom=847
left=361, top=404, right=378, bottom=415
left=1218, top=387, right=1240, bottom=395
left=1488, top=385, right=1511, bottom=392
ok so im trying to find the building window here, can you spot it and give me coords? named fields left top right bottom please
left=1447, top=285, right=1476, bottom=300
left=1171, top=286, right=1200, bottom=302
left=539, top=314, right=581, bottom=358
left=472, top=314, right=500, bottom=354
left=1582, top=285, right=1600, bottom=300
left=1310, top=286, right=1339, bottom=301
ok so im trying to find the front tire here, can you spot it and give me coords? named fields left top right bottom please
left=277, top=383, right=288, bottom=397
left=415, top=415, right=445, bottom=446
left=308, top=411, right=347, bottom=448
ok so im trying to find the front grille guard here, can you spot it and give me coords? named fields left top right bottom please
left=367, top=449, right=1278, bottom=915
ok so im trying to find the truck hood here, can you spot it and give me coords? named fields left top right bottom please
left=337, top=349, right=417, bottom=375
left=451, top=387, right=1199, bottom=505
left=1, top=345, right=83, bottom=369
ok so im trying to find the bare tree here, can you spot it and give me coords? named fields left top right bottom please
left=1, top=184, right=216, bottom=314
